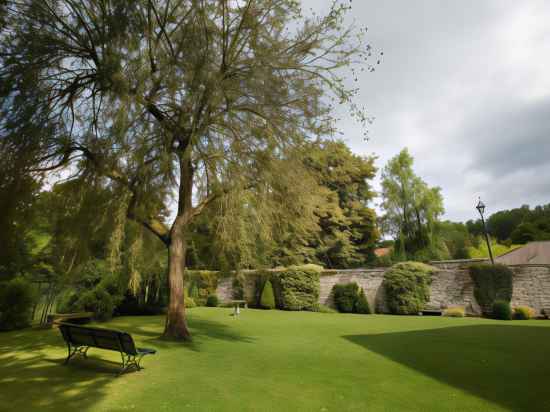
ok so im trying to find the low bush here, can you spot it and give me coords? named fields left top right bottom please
left=186, top=270, right=219, bottom=306
left=444, top=307, right=465, bottom=317
left=492, top=300, right=512, bottom=320
left=332, top=283, right=370, bottom=314
left=260, top=280, right=275, bottom=309
left=274, top=265, right=321, bottom=311
left=513, top=306, right=535, bottom=320
left=383, top=261, right=436, bottom=315
left=58, top=261, right=124, bottom=321
left=0, top=277, right=38, bottom=331
left=469, top=264, right=513, bottom=316
left=206, top=294, right=219, bottom=307
left=356, top=288, right=371, bottom=314
left=332, top=283, right=359, bottom=313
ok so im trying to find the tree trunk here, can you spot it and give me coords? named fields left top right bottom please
left=163, top=232, right=192, bottom=340
left=163, top=149, right=194, bottom=340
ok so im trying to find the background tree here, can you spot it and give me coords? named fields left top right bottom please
left=1, top=0, right=375, bottom=339
left=380, top=148, right=445, bottom=260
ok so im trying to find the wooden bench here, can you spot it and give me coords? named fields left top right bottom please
left=58, top=323, right=156, bottom=374
left=47, top=312, right=94, bottom=326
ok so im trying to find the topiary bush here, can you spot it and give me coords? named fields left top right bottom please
left=332, top=283, right=360, bottom=313
left=513, top=306, right=535, bottom=320
left=356, top=288, right=371, bottom=314
left=310, top=303, right=337, bottom=313
left=383, top=261, right=436, bottom=315
left=0, top=277, right=38, bottom=331
left=469, top=264, right=513, bottom=316
left=444, top=306, right=465, bottom=317
left=274, top=265, right=321, bottom=311
left=492, top=300, right=512, bottom=320
left=260, top=280, right=275, bottom=309
left=332, top=283, right=371, bottom=314
left=206, top=294, right=219, bottom=307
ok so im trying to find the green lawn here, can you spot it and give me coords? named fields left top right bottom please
left=1, top=309, right=550, bottom=412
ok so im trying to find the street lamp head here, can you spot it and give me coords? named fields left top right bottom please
left=476, top=198, right=486, bottom=217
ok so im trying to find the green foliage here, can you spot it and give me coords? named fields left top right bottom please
left=332, top=283, right=360, bottom=313
left=467, top=241, right=521, bottom=259
left=356, top=288, right=371, bottom=314
left=260, top=280, right=275, bottom=309
left=469, top=264, right=513, bottom=316
left=184, top=297, right=196, bottom=309
left=58, top=259, right=124, bottom=321
left=513, top=306, right=536, bottom=320
left=383, top=262, right=436, bottom=315
left=492, top=300, right=512, bottom=320
left=206, top=294, right=219, bottom=307
left=186, top=270, right=219, bottom=306
left=444, top=307, right=465, bottom=317
left=274, top=265, right=321, bottom=311
left=0, top=277, right=38, bottom=330
left=380, top=149, right=444, bottom=259
left=331, top=283, right=370, bottom=314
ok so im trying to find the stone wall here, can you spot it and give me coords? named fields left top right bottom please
left=213, top=262, right=550, bottom=315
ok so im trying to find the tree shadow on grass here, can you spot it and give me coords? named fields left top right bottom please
left=344, top=324, right=550, bottom=412
left=142, top=317, right=255, bottom=352
left=0, top=328, right=113, bottom=411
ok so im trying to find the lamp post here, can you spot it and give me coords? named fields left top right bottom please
left=476, top=198, right=494, bottom=264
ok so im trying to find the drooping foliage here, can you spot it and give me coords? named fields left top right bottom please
left=383, top=261, right=436, bottom=315
left=0, top=0, right=377, bottom=339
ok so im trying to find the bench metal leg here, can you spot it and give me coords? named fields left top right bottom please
left=117, top=353, right=144, bottom=375
left=64, top=343, right=90, bottom=364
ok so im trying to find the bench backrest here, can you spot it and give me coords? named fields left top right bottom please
left=59, top=323, right=137, bottom=355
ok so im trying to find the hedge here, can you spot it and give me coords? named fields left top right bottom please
left=469, top=263, right=513, bottom=316
left=272, top=265, right=322, bottom=311
left=383, top=261, right=436, bottom=315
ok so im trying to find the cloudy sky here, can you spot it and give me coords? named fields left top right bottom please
left=302, top=0, right=550, bottom=222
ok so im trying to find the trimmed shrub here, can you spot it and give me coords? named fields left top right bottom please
left=492, top=300, right=512, bottom=320
left=356, top=288, right=371, bottom=314
left=513, top=306, right=535, bottom=320
left=206, top=294, right=219, bottom=307
left=274, top=265, right=321, bottom=311
left=260, top=280, right=275, bottom=309
left=332, top=283, right=360, bottom=313
left=444, top=307, right=465, bottom=317
left=0, top=277, right=38, bottom=331
left=469, top=264, right=513, bottom=316
left=383, top=262, right=436, bottom=315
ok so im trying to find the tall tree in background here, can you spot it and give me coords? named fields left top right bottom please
left=302, top=140, right=378, bottom=267
left=380, top=148, right=444, bottom=258
left=1, top=1, right=375, bottom=339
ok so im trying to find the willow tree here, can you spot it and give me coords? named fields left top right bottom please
left=0, top=0, right=375, bottom=339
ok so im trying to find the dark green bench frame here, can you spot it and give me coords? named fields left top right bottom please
left=58, top=323, right=156, bottom=374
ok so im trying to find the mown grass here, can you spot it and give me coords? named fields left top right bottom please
left=467, top=241, right=522, bottom=259
left=1, top=308, right=550, bottom=411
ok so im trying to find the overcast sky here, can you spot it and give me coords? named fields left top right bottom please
left=302, top=0, right=550, bottom=222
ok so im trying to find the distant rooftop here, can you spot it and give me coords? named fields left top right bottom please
left=495, top=241, right=550, bottom=265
